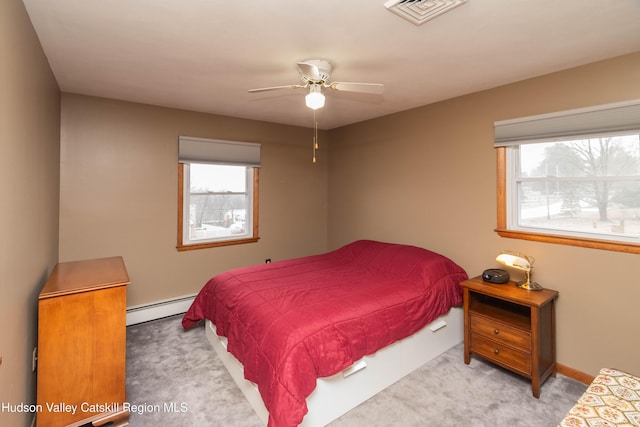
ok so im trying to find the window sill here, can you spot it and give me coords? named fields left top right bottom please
left=495, top=228, right=640, bottom=254
left=177, top=237, right=260, bottom=251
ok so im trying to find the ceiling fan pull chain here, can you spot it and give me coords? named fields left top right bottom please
left=312, top=110, right=318, bottom=163
left=315, top=112, right=319, bottom=150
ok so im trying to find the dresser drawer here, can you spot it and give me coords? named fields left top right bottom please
left=470, top=313, right=531, bottom=352
left=470, top=334, right=531, bottom=376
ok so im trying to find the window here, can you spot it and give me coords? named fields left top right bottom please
left=495, top=100, right=640, bottom=254
left=177, top=137, right=260, bottom=250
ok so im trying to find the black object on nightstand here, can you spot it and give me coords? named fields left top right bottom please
left=482, top=268, right=510, bottom=284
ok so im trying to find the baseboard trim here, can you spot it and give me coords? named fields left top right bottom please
left=557, top=363, right=595, bottom=385
left=126, top=294, right=196, bottom=326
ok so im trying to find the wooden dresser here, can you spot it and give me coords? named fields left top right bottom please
left=460, top=275, right=558, bottom=398
left=37, top=257, right=130, bottom=427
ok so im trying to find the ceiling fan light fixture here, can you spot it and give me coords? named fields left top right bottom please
left=305, top=85, right=325, bottom=110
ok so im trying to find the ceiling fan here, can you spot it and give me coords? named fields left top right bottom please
left=248, top=59, right=384, bottom=110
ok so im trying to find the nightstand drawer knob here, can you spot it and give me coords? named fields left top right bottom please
left=493, top=329, right=499, bottom=335
left=493, top=349, right=499, bottom=355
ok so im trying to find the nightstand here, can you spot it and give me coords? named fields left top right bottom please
left=460, top=275, right=558, bottom=398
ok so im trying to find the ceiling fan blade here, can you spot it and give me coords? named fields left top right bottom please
left=248, top=84, right=304, bottom=93
left=328, top=82, right=384, bottom=94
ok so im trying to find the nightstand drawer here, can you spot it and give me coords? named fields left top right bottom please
left=470, top=334, right=531, bottom=376
left=470, top=313, right=531, bottom=352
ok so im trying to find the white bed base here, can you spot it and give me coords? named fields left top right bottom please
left=205, top=306, right=463, bottom=426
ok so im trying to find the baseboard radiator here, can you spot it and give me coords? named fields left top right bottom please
left=126, top=294, right=196, bottom=326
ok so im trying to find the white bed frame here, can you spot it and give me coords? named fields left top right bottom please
left=205, top=306, right=463, bottom=426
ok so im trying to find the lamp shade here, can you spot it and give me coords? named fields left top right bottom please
left=305, top=92, right=325, bottom=110
left=495, top=251, right=543, bottom=291
left=305, top=85, right=325, bottom=110
left=496, top=252, right=531, bottom=271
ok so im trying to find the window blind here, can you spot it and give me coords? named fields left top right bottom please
left=494, top=99, right=640, bottom=147
left=178, top=136, right=261, bottom=167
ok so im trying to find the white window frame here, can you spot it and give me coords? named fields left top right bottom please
left=504, top=141, right=640, bottom=241
left=180, top=163, right=257, bottom=246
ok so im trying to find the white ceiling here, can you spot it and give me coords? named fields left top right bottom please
left=22, top=0, right=640, bottom=130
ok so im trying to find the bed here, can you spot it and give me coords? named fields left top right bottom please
left=182, top=240, right=468, bottom=426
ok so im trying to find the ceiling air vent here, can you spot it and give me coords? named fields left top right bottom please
left=384, top=0, right=468, bottom=25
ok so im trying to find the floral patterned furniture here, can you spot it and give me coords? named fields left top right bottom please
left=558, top=368, right=640, bottom=427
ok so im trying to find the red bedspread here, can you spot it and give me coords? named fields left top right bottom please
left=182, top=240, right=467, bottom=427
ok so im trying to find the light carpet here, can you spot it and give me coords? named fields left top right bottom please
left=126, top=315, right=586, bottom=426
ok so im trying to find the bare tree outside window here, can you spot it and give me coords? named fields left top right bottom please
left=517, top=134, right=640, bottom=240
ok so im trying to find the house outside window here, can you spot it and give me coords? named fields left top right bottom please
left=177, top=137, right=260, bottom=250
left=495, top=100, right=640, bottom=254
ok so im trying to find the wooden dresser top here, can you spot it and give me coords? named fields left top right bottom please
left=40, top=256, right=130, bottom=299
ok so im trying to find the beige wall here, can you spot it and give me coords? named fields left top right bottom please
left=327, top=52, right=640, bottom=377
left=30, top=13, right=639, bottom=389
left=59, top=94, right=328, bottom=306
left=3, top=0, right=636, bottom=417
left=59, top=54, right=640, bottom=378
left=0, top=0, right=61, bottom=425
